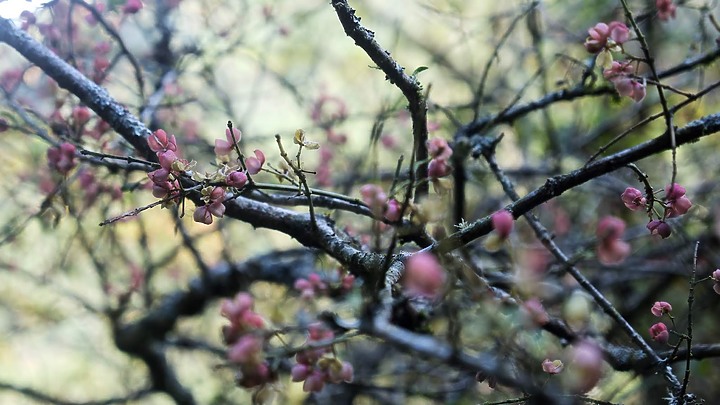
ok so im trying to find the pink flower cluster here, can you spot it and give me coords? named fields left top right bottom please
left=146, top=129, right=183, bottom=201
left=47, top=142, right=77, bottom=175
left=291, top=323, right=354, bottom=392
left=427, top=137, right=453, bottom=179
left=193, top=186, right=226, bottom=225
left=401, top=252, right=446, bottom=299
left=621, top=184, right=692, bottom=239
left=359, top=184, right=402, bottom=221
left=584, top=21, right=630, bottom=53
left=603, top=61, right=646, bottom=102
left=596, top=216, right=630, bottom=265
left=221, top=293, right=275, bottom=388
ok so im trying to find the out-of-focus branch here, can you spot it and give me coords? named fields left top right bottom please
left=331, top=0, right=429, bottom=199
left=0, top=381, right=152, bottom=405
left=0, top=18, right=154, bottom=159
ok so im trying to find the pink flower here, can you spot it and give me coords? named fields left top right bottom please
left=385, top=198, right=402, bottom=222
left=603, top=61, right=634, bottom=80
left=227, top=335, right=263, bottom=364
left=596, top=216, right=630, bottom=265
left=647, top=220, right=672, bottom=238
left=193, top=205, right=213, bottom=224
left=570, top=341, right=603, bottom=393
left=621, top=187, right=646, bottom=211
left=122, top=0, right=143, bottom=14
left=214, top=128, right=241, bottom=157
left=426, top=137, right=453, bottom=160
left=291, top=363, right=312, bottom=382
left=303, top=370, right=326, bottom=392
left=157, top=150, right=179, bottom=171
left=147, top=129, right=177, bottom=153
left=656, top=0, right=677, bottom=21
left=226, top=171, right=248, bottom=188
left=327, top=361, right=354, bottom=383
left=712, top=269, right=720, bottom=295
left=360, top=184, right=387, bottom=216
left=664, top=183, right=692, bottom=217
left=402, top=252, right=446, bottom=298
left=428, top=158, right=452, bottom=178
left=651, top=301, right=672, bottom=317
left=72, top=106, right=91, bottom=126
left=491, top=210, right=514, bottom=239
left=649, top=322, right=669, bottom=344
left=47, top=142, right=77, bottom=174
left=584, top=21, right=630, bottom=53
left=245, top=149, right=265, bottom=175
left=613, top=78, right=646, bottom=102
left=542, top=359, right=564, bottom=374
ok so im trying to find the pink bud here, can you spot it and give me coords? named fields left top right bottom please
left=226, top=171, right=248, bottom=188
left=291, top=363, right=311, bottom=382
left=428, top=158, right=452, bottom=178
left=302, top=370, right=326, bottom=392
left=651, top=301, right=672, bottom=317
left=193, top=205, right=213, bottom=225
left=649, top=322, right=669, bottom=344
left=402, top=252, right=446, bottom=298
left=122, top=0, right=143, bottom=14
left=426, top=137, right=452, bottom=160
left=72, top=106, right=91, bottom=126
left=647, top=220, right=672, bottom=238
left=491, top=210, right=514, bottom=239
left=385, top=199, right=402, bottom=222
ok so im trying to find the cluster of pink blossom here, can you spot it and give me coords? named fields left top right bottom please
left=583, top=21, right=648, bottom=103
left=427, top=137, right=453, bottom=179
left=146, top=129, right=184, bottom=202
left=290, top=323, right=354, bottom=392
left=595, top=216, right=631, bottom=265
left=294, top=271, right=355, bottom=300
left=401, top=252, right=446, bottom=299
left=603, top=61, right=646, bottom=102
left=193, top=186, right=226, bottom=225
left=221, top=293, right=275, bottom=388
left=359, top=184, right=402, bottom=221
left=583, top=21, right=630, bottom=54
left=649, top=301, right=673, bottom=344
left=47, top=142, right=78, bottom=175
left=621, top=183, right=692, bottom=239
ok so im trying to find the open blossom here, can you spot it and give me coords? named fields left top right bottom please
left=215, top=128, right=241, bottom=157
left=621, top=187, right=646, bottom=211
left=664, top=183, right=692, bottom=217
left=226, top=171, right=248, bottom=188
left=402, top=252, right=446, bottom=298
left=147, top=129, right=177, bottom=153
left=542, top=359, right=564, bottom=374
left=245, top=149, right=265, bottom=174
left=614, top=77, right=646, bottom=102
left=712, top=269, right=720, bottom=295
left=584, top=21, right=630, bottom=53
left=427, top=137, right=452, bottom=160
left=656, top=0, right=677, bottom=21
left=651, top=301, right=672, bottom=317
left=649, top=322, right=669, bottom=344
left=194, top=187, right=226, bottom=225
